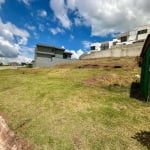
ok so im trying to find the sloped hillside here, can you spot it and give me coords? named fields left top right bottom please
left=0, top=57, right=150, bottom=150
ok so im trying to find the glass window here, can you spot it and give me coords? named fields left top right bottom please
left=91, top=46, right=96, bottom=50
left=101, top=43, right=109, bottom=50
left=138, top=29, right=147, bottom=35
left=121, top=36, right=127, bottom=42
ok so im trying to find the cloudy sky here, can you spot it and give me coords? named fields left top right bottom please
left=0, top=0, right=150, bottom=63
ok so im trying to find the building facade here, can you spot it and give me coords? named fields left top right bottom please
left=33, top=44, right=72, bottom=67
left=90, top=25, right=150, bottom=52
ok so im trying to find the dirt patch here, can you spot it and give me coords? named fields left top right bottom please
left=83, top=73, right=129, bottom=87
left=0, top=66, right=18, bottom=70
left=78, top=64, right=100, bottom=69
left=55, top=57, right=139, bottom=70
left=77, top=57, right=138, bottom=69
left=0, top=116, right=33, bottom=150
left=77, top=63, right=135, bottom=70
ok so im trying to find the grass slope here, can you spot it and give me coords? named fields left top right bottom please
left=0, top=57, right=150, bottom=150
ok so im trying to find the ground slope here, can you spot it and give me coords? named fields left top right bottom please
left=0, top=57, right=150, bottom=150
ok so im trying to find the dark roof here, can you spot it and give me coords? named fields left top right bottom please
left=36, top=43, right=65, bottom=51
left=140, top=34, right=150, bottom=57
left=64, top=51, right=72, bottom=55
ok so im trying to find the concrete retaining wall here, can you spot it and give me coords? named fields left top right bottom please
left=49, top=57, right=74, bottom=66
left=34, top=57, right=73, bottom=67
left=80, top=42, right=144, bottom=59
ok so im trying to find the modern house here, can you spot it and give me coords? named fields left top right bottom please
left=8, top=62, right=20, bottom=66
left=33, top=44, right=72, bottom=67
left=90, top=25, right=150, bottom=51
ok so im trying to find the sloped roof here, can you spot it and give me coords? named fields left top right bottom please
left=36, top=43, right=72, bottom=56
left=140, top=34, right=150, bottom=57
left=36, top=43, right=65, bottom=51
left=64, top=51, right=72, bottom=55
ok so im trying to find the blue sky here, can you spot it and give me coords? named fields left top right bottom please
left=0, top=0, right=150, bottom=63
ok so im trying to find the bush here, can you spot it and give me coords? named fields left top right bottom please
left=27, top=63, right=33, bottom=68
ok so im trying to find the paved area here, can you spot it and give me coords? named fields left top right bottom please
left=0, top=66, right=19, bottom=70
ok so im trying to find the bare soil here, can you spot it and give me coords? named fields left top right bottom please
left=0, top=116, right=33, bottom=150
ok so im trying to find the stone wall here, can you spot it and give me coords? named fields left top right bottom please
left=80, top=42, right=144, bottom=59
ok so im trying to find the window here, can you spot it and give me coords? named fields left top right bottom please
left=63, top=53, right=68, bottom=59
left=138, top=29, right=147, bottom=35
left=91, top=46, right=96, bottom=50
left=113, top=41, right=117, bottom=46
left=101, top=43, right=109, bottom=50
left=120, top=36, right=127, bottom=42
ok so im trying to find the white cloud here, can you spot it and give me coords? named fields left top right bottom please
left=0, top=19, right=29, bottom=43
left=18, top=46, right=34, bottom=63
left=0, top=0, right=5, bottom=3
left=73, top=11, right=89, bottom=27
left=74, top=0, right=150, bottom=35
left=50, top=0, right=150, bottom=36
left=15, top=55, right=32, bottom=63
left=18, top=0, right=31, bottom=5
left=74, top=18, right=81, bottom=26
left=38, top=24, right=45, bottom=32
left=38, top=10, right=47, bottom=17
left=18, top=37, right=28, bottom=45
left=66, top=49, right=84, bottom=59
left=70, top=35, right=74, bottom=39
left=25, top=24, right=36, bottom=31
left=0, top=36, right=19, bottom=57
left=1, top=55, right=32, bottom=64
left=82, top=41, right=91, bottom=49
left=33, top=32, right=39, bottom=39
left=50, top=27, right=64, bottom=35
left=0, top=18, right=31, bottom=64
left=0, top=46, right=34, bottom=64
left=61, top=45, right=65, bottom=49
left=0, top=0, right=5, bottom=8
left=50, top=0, right=72, bottom=28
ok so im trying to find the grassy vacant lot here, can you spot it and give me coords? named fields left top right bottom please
left=0, top=57, right=150, bottom=150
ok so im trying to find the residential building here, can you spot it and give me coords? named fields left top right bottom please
left=90, top=25, right=150, bottom=51
left=33, top=44, right=72, bottom=67
left=8, top=62, right=20, bottom=66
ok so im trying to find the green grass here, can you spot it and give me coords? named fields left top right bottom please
left=0, top=57, right=150, bottom=150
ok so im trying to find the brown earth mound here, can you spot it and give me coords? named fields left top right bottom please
left=0, top=116, right=32, bottom=150
left=83, top=73, right=129, bottom=87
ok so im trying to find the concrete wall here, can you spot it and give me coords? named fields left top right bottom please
left=137, top=34, right=147, bottom=41
left=48, top=57, right=74, bottom=66
left=55, top=49, right=64, bottom=58
left=34, top=56, right=73, bottom=67
left=80, top=42, right=144, bottom=59
left=34, top=56, right=52, bottom=67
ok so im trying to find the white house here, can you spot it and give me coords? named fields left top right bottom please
left=90, top=25, right=150, bottom=51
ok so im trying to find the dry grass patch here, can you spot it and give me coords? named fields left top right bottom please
left=0, top=57, right=150, bottom=150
